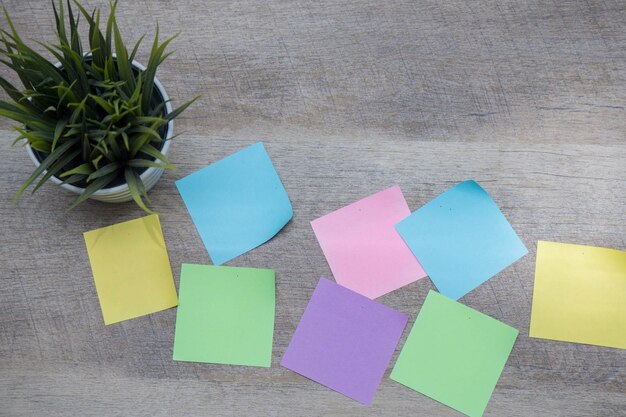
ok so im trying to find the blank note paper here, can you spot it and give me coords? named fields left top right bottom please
left=175, top=142, right=293, bottom=265
left=311, top=186, right=426, bottom=299
left=83, top=214, right=178, bottom=325
left=391, top=291, right=518, bottom=417
left=396, top=180, right=527, bottom=300
left=173, top=264, right=275, bottom=367
left=281, top=278, right=408, bottom=405
left=529, top=241, right=626, bottom=350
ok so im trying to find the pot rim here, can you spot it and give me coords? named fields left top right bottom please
left=24, top=57, right=174, bottom=196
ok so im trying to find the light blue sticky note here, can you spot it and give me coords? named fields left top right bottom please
left=176, top=142, right=293, bottom=265
left=396, top=181, right=527, bottom=300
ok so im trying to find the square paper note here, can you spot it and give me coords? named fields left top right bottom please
left=176, top=142, right=293, bottom=265
left=173, top=264, right=275, bottom=367
left=83, top=214, right=178, bottom=325
left=281, top=278, right=408, bottom=405
left=396, top=180, right=527, bottom=300
left=391, top=291, right=518, bottom=417
left=529, top=241, right=626, bottom=350
left=311, top=186, right=426, bottom=299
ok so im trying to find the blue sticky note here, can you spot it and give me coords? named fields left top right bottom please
left=396, top=181, right=527, bottom=300
left=176, top=142, right=293, bottom=265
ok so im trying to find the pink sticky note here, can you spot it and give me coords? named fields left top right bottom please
left=311, top=186, right=427, bottom=299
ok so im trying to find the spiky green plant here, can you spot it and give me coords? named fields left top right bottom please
left=0, top=0, right=198, bottom=211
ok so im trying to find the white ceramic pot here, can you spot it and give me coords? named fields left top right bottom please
left=25, top=59, right=173, bottom=203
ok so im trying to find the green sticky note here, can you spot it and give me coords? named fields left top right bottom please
left=173, top=264, right=275, bottom=367
left=390, top=291, right=518, bottom=417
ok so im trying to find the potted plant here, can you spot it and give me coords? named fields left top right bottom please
left=0, top=0, right=198, bottom=211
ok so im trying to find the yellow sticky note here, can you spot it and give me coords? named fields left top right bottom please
left=83, top=214, right=178, bottom=325
left=529, top=241, right=626, bottom=350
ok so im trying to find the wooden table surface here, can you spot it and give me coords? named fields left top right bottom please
left=1, top=1, right=624, bottom=416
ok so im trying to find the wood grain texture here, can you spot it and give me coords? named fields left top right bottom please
left=0, top=0, right=624, bottom=416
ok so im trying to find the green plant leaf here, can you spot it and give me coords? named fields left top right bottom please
left=59, top=173, right=86, bottom=185
left=121, top=130, right=130, bottom=150
left=105, top=0, right=118, bottom=58
left=132, top=115, right=167, bottom=124
left=67, top=170, right=117, bottom=210
left=67, top=0, right=83, bottom=56
left=128, top=34, right=145, bottom=63
left=52, top=0, right=69, bottom=47
left=124, top=167, right=153, bottom=213
left=128, top=133, right=153, bottom=157
left=72, top=1, right=106, bottom=66
left=128, top=125, right=162, bottom=141
left=60, top=162, right=93, bottom=177
left=2, top=7, right=22, bottom=41
left=86, top=162, right=121, bottom=182
left=1, top=25, right=65, bottom=87
left=82, top=132, right=91, bottom=162
left=92, top=154, right=103, bottom=169
left=55, top=80, right=78, bottom=104
left=140, top=142, right=172, bottom=166
left=88, top=93, right=114, bottom=113
left=60, top=43, right=88, bottom=96
left=105, top=132, right=122, bottom=160
left=141, top=27, right=180, bottom=114
left=165, top=95, right=200, bottom=122
left=112, top=11, right=135, bottom=95
left=31, top=148, right=81, bottom=193
left=0, top=75, right=27, bottom=104
left=27, top=141, right=52, bottom=153
left=51, top=118, right=67, bottom=151
left=126, top=159, right=171, bottom=169
left=13, top=125, right=54, bottom=143
left=14, top=137, right=79, bottom=201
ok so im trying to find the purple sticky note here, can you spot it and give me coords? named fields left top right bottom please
left=281, top=278, right=408, bottom=405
